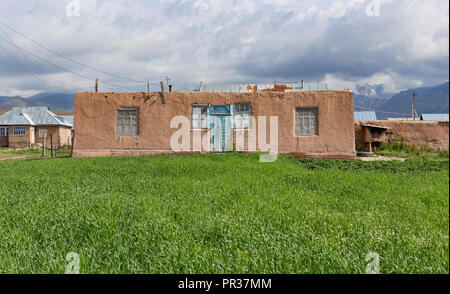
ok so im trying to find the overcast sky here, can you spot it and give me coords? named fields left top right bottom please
left=0, top=0, right=448, bottom=97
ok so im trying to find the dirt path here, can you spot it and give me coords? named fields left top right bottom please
left=0, top=155, right=26, bottom=161
left=359, top=156, right=406, bottom=162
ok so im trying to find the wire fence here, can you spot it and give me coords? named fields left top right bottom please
left=170, top=82, right=328, bottom=93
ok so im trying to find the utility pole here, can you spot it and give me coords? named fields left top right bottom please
left=412, top=91, right=417, bottom=120
left=95, top=78, right=99, bottom=93
left=147, top=78, right=150, bottom=97
left=165, top=76, right=170, bottom=86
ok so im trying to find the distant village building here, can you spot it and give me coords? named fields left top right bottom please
left=421, top=114, right=449, bottom=121
left=0, top=107, right=73, bottom=148
left=354, top=111, right=377, bottom=121
left=72, top=89, right=356, bottom=159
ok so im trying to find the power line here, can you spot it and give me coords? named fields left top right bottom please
left=0, top=19, right=155, bottom=85
left=414, top=101, right=449, bottom=107
left=355, top=105, right=411, bottom=116
left=0, top=34, right=144, bottom=92
left=0, top=42, right=55, bottom=88
left=0, top=26, right=67, bottom=88
left=0, top=19, right=148, bottom=85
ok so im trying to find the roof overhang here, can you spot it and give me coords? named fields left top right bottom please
left=360, top=124, right=390, bottom=130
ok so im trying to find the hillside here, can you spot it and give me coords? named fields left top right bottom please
left=353, top=95, right=389, bottom=112
left=378, top=82, right=449, bottom=119
left=0, top=93, right=74, bottom=112
left=354, top=81, right=449, bottom=119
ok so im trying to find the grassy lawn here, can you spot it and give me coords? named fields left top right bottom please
left=0, top=153, right=448, bottom=274
left=0, top=146, right=71, bottom=161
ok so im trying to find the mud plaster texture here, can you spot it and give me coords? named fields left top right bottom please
left=354, top=120, right=449, bottom=151
left=73, top=91, right=356, bottom=159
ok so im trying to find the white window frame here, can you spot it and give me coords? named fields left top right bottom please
left=191, top=105, right=208, bottom=129
left=13, top=126, right=26, bottom=136
left=0, top=127, right=8, bottom=137
left=39, top=129, right=48, bottom=138
left=295, top=108, right=318, bottom=136
left=234, top=104, right=252, bottom=129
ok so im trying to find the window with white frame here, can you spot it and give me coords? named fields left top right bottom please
left=191, top=105, right=208, bottom=129
left=39, top=129, right=47, bottom=138
left=116, top=108, right=138, bottom=136
left=0, top=127, right=8, bottom=137
left=13, top=126, right=26, bottom=136
left=234, top=104, right=252, bottom=129
left=295, top=108, right=318, bottom=136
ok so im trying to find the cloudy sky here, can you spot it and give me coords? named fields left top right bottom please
left=0, top=0, right=448, bottom=97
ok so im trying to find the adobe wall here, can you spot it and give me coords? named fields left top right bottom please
left=7, top=126, right=32, bottom=148
left=0, top=132, right=8, bottom=147
left=59, top=127, right=72, bottom=146
left=355, top=120, right=449, bottom=151
left=73, top=91, right=356, bottom=159
left=34, top=126, right=72, bottom=146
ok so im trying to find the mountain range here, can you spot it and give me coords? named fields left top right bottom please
left=354, top=81, right=449, bottom=120
left=0, top=93, right=75, bottom=112
left=0, top=81, right=449, bottom=118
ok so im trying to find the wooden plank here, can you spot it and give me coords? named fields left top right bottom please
left=160, top=81, right=166, bottom=104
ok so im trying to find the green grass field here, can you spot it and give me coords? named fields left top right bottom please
left=0, top=153, right=448, bottom=274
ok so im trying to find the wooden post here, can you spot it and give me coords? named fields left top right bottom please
left=42, top=133, right=46, bottom=157
left=160, top=81, right=166, bottom=104
left=50, top=134, right=53, bottom=158
left=70, top=132, right=74, bottom=158
left=95, top=78, right=99, bottom=92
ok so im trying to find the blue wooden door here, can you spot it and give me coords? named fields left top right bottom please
left=209, top=109, right=233, bottom=152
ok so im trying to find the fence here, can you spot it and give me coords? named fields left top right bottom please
left=170, top=82, right=328, bottom=93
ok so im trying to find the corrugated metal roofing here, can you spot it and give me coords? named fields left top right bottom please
left=0, top=107, right=72, bottom=127
left=421, top=114, right=449, bottom=121
left=354, top=111, right=377, bottom=121
left=171, top=82, right=328, bottom=92
left=56, top=116, right=74, bottom=128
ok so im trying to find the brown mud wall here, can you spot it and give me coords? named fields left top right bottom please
left=7, top=126, right=32, bottom=148
left=355, top=120, right=449, bottom=151
left=73, top=91, right=356, bottom=159
left=34, top=126, right=72, bottom=146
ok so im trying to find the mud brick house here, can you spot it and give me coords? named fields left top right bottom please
left=0, top=107, right=73, bottom=148
left=73, top=89, right=356, bottom=159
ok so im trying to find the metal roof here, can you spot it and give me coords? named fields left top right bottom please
left=56, top=116, right=74, bottom=128
left=360, top=124, right=390, bottom=129
left=354, top=111, right=377, bottom=121
left=0, top=107, right=72, bottom=127
left=421, top=114, right=449, bottom=121
left=171, top=82, right=328, bottom=92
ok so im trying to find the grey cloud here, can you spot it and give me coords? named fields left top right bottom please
left=0, top=0, right=448, bottom=96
